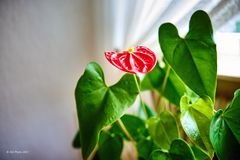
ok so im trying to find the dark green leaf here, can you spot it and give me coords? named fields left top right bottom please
left=180, top=95, right=214, bottom=158
left=224, top=89, right=240, bottom=143
left=159, top=10, right=217, bottom=102
left=141, top=62, right=186, bottom=106
left=210, top=89, right=240, bottom=160
left=137, top=138, right=155, bottom=160
left=210, top=110, right=240, bottom=160
left=72, top=130, right=81, bottom=148
left=75, top=62, right=139, bottom=159
left=148, top=111, right=179, bottom=150
left=191, top=146, right=209, bottom=160
left=110, top=114, right=148, bottom=141
left=149, top=150, right=169, bottom=160
left=97, top=131, right=123, bottom=160
left=149, top=139, right=195, bottom=160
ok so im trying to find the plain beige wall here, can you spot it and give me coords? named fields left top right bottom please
left=0, top=0, right=94, bottom=159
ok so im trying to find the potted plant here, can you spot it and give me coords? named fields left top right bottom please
left=72, top=10, right=240, bottom=160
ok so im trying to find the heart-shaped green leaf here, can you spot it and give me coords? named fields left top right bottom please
left=110, top=114, right=148, bottom=141
left=149, top=139, right=195, bottom=160
left=97, top=131, right=123, bottom=160
left=224, top=89, right=240, bottom=143
left=159, top=10, right=217, bottom=102
left=210, top=89, right=240, bottom=160
left=72, top=130, right=81, bottom=148
left=148, top=111, right=179, bottom=150
left=75, top=62, right=139, bottom=159
left=180, top=95, right=214, bottom=158
left=141, top=62, right=186, bottom=106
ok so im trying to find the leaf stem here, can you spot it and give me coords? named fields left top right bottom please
left=133, top=74, right=148, bottom=118
left=156, top=65, right=171, bottom=113
left=87, top=119, right=135, bottom=160
left=87, top=144, right=98, bottom=160
left=117, top=119, right=134, bottom=141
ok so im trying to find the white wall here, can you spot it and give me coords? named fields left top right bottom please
left=0, top=0, right=94, bottom=159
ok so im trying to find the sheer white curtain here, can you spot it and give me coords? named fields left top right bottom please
left=91, top=0, right=240, bottom=77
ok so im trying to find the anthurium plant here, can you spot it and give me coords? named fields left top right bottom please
left=72, top=10, right=240, bottom=160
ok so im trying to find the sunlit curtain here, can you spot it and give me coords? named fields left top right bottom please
left=91, top=0, right=240, bottom=77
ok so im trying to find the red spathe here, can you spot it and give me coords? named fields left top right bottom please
left=105, top=46, right=157, bottom=74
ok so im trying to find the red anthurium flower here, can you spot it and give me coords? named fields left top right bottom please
left=104, top=46, right=157, bottom=74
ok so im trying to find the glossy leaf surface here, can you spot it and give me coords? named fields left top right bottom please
left=149, top=139, right=195, bottom=160
left=210, top=89, right=240, bottom=160
left=148, top=111, right=179, bottom=150
left=159, top=10, right=217, bottom=102
left=105, top=46, right=156, bottom=74
left=180, top=95, right=214, bottom=158
left=75, top=62, right=139, bottom=159
left=141, top=62, right=186, bottom=106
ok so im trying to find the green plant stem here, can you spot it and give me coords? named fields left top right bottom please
left=214, top=109, right=217, bottom=113
left=133, top=74, right=148, bottom=118
left=117, top=119, right=134, bottom=141
left=87, top=144, right=98, bottom=160
left=88, top=119, right=135, bottom=160
left=156, top=65, right=171, bottom=113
